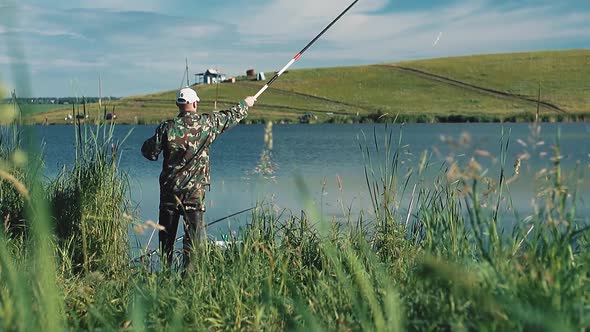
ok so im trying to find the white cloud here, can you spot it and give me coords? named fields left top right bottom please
left=0, top=54, right=32, bottom=65
left=237, top=0, right=590, bottom=63
left=131, top=52, right=209, bottom=73
left=235, top=0, right=389, bottom=43
left=319, top=0, right=487, bottom=43
left=75, top=0, right=164, bottom=12
left=165, top=24, right=223, bottom=38
left=50, top=58, right=107, bottom=68
left=2, top=0, right=588, bottom=96
left=3, top=27, right=85, bottom=39
left=0, top=55, right=12, bottom=65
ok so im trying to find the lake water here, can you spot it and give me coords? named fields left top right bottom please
left=30, top=122, right=590, bottom=247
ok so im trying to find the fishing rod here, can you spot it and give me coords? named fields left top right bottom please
left=132, top=206, right=256, bottom=263
left=253, top=0, right=360, bottom=100
left=205, top=206, right=257, bottom=228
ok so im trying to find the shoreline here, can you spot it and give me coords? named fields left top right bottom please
left=25, top=113, right=590, bottom=126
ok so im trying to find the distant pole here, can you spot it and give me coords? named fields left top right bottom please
left=12, top=89, right=21, bottom=128
left=215, top=82, right=219, bottom=109
left=98, top=74, right=102, bottom=109
left=536, top=82, right=541, bottom=123
left=185, top=58, right=190, bottom=86
left=12, top=89, right=16, bottom=117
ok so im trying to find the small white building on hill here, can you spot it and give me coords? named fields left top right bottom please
left=195, top=69, right=226, bottom=84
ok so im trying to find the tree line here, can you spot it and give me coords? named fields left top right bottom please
left=1, top=97, right=120, bottom=104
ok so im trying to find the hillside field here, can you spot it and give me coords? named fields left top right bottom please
left=27, top=49, right=590, bottom=124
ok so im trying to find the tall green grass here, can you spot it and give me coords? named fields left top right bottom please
left=1, top=80, right=590, bottom=330
left=0, top=91, right=28, bottom=237
left=0, top=80, right=65, bottom=330
left=48, top=121, right=131, bottom=275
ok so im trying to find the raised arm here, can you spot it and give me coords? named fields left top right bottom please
left=210, top=96, right=255, bottom=134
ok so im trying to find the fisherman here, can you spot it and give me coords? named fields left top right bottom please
left=141, top=86, right=255, bottom=269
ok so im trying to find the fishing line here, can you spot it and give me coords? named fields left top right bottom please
left=131, top=206, right=257, bottom=263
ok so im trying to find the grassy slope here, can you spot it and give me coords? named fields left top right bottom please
left=396, top=49, right=590, bottom=112
left=29, top=49, right=589, bottom=124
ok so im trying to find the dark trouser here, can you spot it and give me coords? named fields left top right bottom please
left=159, top=203, right=204, bottom=270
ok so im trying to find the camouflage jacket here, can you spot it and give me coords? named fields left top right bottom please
left=141, top=101, right=248, bottom=207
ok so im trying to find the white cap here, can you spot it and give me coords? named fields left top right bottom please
left=176, top=87, right=200, bottom=104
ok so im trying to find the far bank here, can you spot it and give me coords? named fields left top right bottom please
left=21, top=49, right=590, bottom=125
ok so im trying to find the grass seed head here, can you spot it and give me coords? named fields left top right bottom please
left=0, top=104, right=17, bottom=125
left=11, top=150, right=28, bottom=168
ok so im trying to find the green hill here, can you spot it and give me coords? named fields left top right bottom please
left=28, top=49, right=590, bottom=124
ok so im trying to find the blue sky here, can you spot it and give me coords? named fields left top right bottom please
left=0, top=0, right=588, bottom=97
